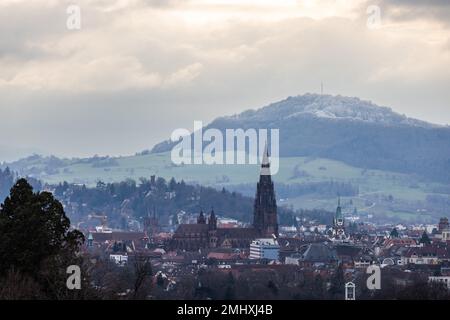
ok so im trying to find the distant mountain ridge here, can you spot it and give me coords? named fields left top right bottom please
left=3, top=94, right=450, bottom=184
left=227, top=94, right=435, bottom=127
left=152, top=94, right=450, bottom=183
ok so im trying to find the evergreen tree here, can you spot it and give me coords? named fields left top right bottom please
left=329, top=263, right=346, bottom=299
left=169, top=177, right=177, bottom=191
left=390, top=227, right=399, bottom=238
left=224, top=272, right=236, bottom=300
left=312, top=274, right=325, bottom=299
left=419, top=231, right=431, bottom=245
left=0, top=179, right=87, bottom=298
left=267, top=280, right=279, bottom=297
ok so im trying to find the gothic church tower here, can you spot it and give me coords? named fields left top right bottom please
left=253, top=145, right=278, bottom=237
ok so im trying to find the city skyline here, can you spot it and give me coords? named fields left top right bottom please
left=1, top=0, right=450, bottom=304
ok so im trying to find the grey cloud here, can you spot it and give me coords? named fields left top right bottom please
left=0, top=2, right=449, bottom=160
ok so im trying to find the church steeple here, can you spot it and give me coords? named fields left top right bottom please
left=336, top=196, right=342, bottom=220
left=253, top=143, right=278, bottom=237
left=208, top=208, right=217, bottom=230
left=197, top=210, right=206, bottom=224
left=332, top=196, right=346, bottom=241
left=260, top=142, right=271, bottom=176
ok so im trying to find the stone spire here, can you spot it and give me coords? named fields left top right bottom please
left=208, top=208, right=217, bottom=230
left=336, top=196, right=343, bottom=220
left=197, top=210, right=206, bottom=224
left=253, top=144, right=278, bottom=237
left=260, top=142, right=271, bottom=176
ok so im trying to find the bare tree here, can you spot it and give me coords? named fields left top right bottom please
left=132, top=253, right=152, bottom=299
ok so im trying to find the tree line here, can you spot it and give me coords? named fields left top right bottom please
left=54, top=176, right=298, bottom=228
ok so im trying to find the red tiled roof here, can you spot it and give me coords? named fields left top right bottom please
left=383, top=238, right=416, bottom=247
left=403, top=245, right=450, bottom=258
left=218, top=223, right=240, bottom=229
left=207, top=252, right=239, bottom=260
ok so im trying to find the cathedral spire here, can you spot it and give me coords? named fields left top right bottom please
left=253, top=144, right=278, bottom=237
left=197, top=210, right=206, bottom=224
left=208, top=208, right=217, bottom=230
left=260, top=142, right=271, bottom=176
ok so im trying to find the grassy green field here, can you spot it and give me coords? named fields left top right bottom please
left=35, top=153, right=437, bottom=193
left=32, top=152, right=445, bottom=216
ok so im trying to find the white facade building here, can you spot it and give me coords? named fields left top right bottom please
left=249, top=238, right=280, bottom=260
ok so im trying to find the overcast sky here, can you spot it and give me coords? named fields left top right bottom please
left=0, top=0, right=449, bottom=160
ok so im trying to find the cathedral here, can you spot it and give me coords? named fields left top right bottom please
left=171, top=148, right=278, bottom=251
left=330, top=197, right=349, bottom=242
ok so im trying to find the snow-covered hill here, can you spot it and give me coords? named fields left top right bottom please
left=227, top=93, right=434, bottom=128
left=151, top=93, right=450, bottom=182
